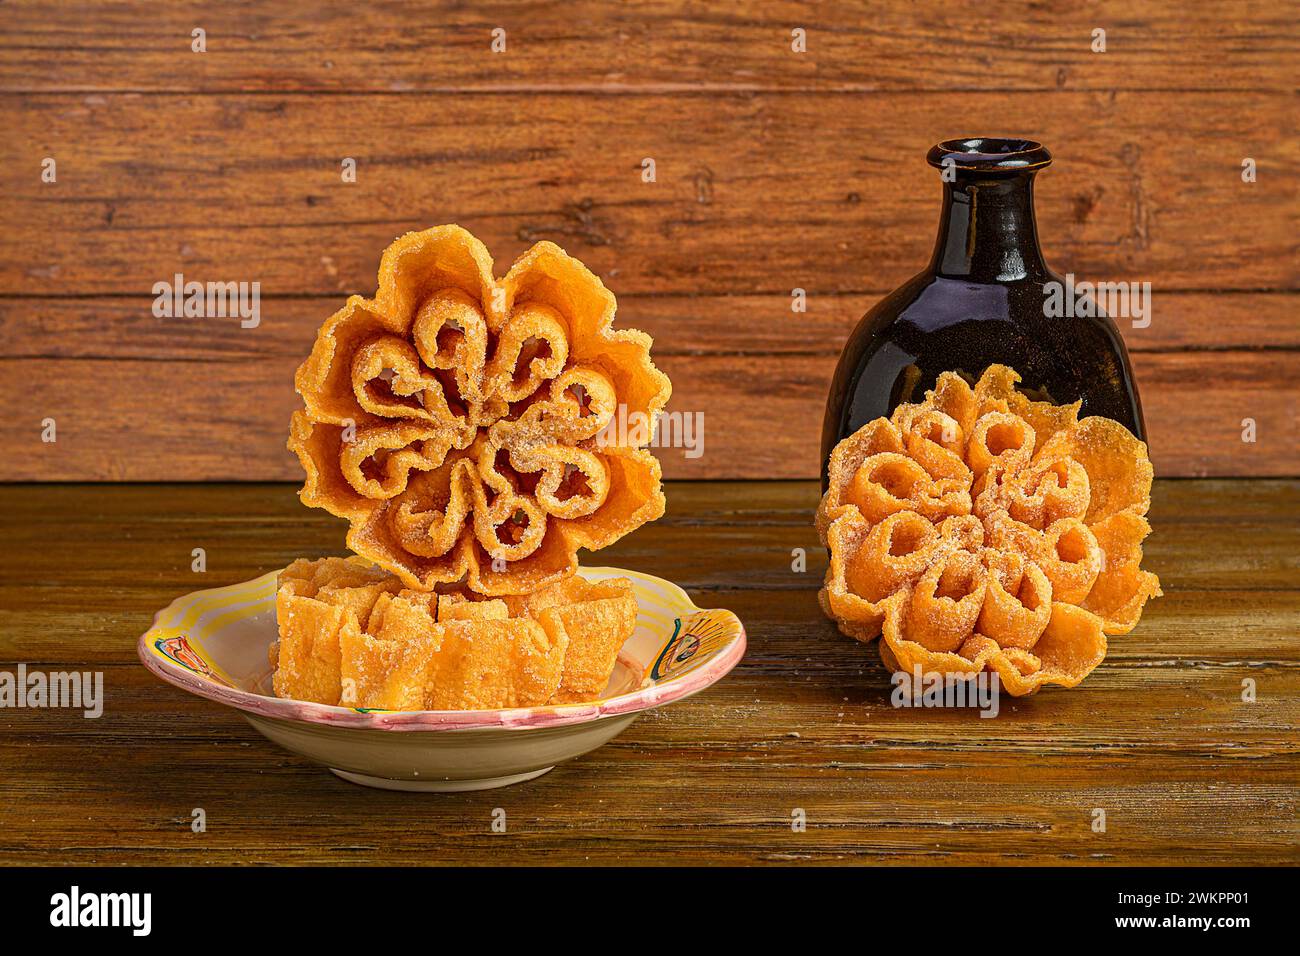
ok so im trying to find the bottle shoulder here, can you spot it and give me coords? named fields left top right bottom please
left=855, top=273, right=1129, bottom=340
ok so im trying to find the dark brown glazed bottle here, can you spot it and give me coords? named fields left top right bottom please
left=821, top=138, right=1145, bottom=484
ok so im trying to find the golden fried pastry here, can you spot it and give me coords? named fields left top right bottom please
left=289, top=225, right=672, bottom=597
left=272, top=557, right=402, bottom=704
left=270, top=557, right=638, bottom=710
left=817, top=365, right=1162, bottom=696
left=505, top=575, right=641, bottom=703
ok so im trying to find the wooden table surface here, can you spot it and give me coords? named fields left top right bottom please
left=1, top=479, right=1296, bottom=866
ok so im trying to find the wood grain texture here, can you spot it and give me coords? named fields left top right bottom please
left=0, top=2, right=1295, bottom=481
left=4, top=91, right=1296, bottom=295
left=0, top=480, right=1295, bottom=865
left=7, top=292, right=1300, bottom=359
left=1, top=0, right=1296, bottom=93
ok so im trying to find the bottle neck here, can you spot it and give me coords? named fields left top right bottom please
left=929, top=174, right=1048, bottom=282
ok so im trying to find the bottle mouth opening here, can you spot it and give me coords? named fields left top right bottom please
left=927, top=138, right=1052, bottom=175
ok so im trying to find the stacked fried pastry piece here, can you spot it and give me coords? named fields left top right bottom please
left=273, top=226, right=669, bottom=710
left=272, top=557, right=638, bottom=710
left=817, top=365, right=1161, bottom=696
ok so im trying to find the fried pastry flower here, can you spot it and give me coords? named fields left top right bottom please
left=816, top=365, right=1161, bottom=696
left=272, top=558, right=638, bottom=710
left=290, top=225, right=672, bottom=596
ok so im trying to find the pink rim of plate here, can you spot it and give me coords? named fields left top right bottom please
left=137, top=572, right=746, bottom=733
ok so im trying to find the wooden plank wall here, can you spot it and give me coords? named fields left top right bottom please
left=1, top=1, right=1296, bottom=480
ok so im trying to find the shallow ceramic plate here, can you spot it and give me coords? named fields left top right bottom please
left=138, top=566, right=745, bottom=791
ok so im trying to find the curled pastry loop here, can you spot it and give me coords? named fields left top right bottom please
left=389, top=463, right=474, bottom=559
left=338, top=424, right=449, bottom=500
left=903, top=410, right=969, bottom=481
left=411, top=288, right=490, bottom=402
left=848, top=453, right=933, bottom=524
left=906, top=550, right=987, bottom=654
left=351, top=337, right=444, bottom=422
left=1007, top=455, right=1091, bottom=528
left=473, top=491, right=549, bottom=562
left=533, top=447, right=611, bottom=520
left=967, top=411, right=1036, bottom=477
left=1038, top=518, right=1104, bottom=604
left=545, top=367, right=619, bottom=441
left=846, top=511, right=940, bottom=602
left=486, top=303, right=570, bottom=403
left=977, top=553, right=1052, bottom=650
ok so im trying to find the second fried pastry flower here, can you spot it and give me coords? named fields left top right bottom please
left=817, top=365, right=1162, bottom=696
